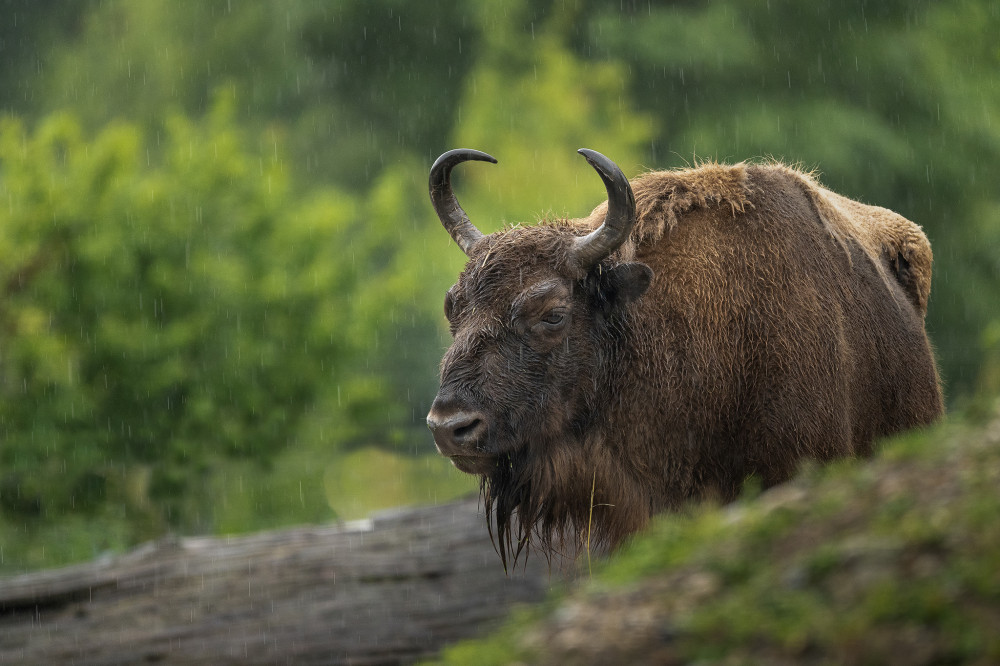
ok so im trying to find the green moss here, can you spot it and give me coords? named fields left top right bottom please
left=432, top=604, right=552, bottom=666
left=594, top=508, right=724, bottom=585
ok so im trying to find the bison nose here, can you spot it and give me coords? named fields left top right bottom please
left=426, top=407, right=486, bottom=455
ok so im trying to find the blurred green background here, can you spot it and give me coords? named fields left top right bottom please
left=0, top=0, right=996, bottom=572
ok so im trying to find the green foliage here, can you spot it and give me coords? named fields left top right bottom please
left=0, top=91, right=482, bottom=572
left=207, top=443, right=473, bottom=535
left=330, top=159, right=457, bottom=451
left=454, top=1, right=654, bottom=229
left=36, top=2, right=306, bottom=126
left=296, top=0, right=481, bottom=179
left=14, top=0, right=482, bottom=191
left=0, top=102, right=357, bottom=536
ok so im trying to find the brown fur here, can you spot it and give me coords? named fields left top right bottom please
left=430, top=162, right=943, bottom=568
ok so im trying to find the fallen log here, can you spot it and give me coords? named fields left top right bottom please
left=0, top=498, right=553, bottom=665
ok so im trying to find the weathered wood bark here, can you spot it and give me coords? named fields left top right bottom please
left=0, top=498, right=553, bottom=664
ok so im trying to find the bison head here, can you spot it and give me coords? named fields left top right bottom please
left=426, top=149, right=652, bottom=564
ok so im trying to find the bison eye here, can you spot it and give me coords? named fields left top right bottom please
left=538, top=310, right=567, bottom=330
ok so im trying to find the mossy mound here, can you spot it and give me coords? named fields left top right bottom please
left=433, top=400, right=1000, bottom=665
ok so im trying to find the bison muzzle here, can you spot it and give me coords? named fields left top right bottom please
left=426, top=147, right=943, bottom=568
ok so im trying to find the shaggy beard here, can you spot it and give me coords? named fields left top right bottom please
left=481, top=444, right=621, bottom=572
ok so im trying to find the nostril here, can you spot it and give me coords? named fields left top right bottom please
left=453, top=417, right=483, bottom=442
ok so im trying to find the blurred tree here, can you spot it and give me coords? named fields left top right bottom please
left=20, top=0, right=482, bottom=191
left=332, top=159, right=455, bottom=452
left=37, top=1, right=304, bottom=124
left=0, top=0, right=90, bottom=114
left=297, top=0, right=482, bottom=187
left=0, top=98, right=360, bottom=535
left=451, top=0, right=654, bottom=228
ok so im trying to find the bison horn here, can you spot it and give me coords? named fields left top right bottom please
left=571, top=148, right=637, bottom=272
left=429, top=149, right=497, bottom=255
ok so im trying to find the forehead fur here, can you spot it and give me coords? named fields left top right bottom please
left=456, top=223, right=585, bottom=303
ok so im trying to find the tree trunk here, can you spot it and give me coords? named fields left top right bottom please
left=0, top=498, right=553, bottom=664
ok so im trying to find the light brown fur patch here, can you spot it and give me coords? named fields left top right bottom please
left=582, top=162, right=754, bottom=247
left=579, top=161, right=932, bottom=315
left=802, top=178, right=932, bottom=316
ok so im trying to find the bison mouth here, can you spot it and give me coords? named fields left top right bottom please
left=447, top=453, right=497, bottom=475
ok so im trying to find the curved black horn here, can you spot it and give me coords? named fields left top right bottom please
left=429, top=149, right=497, bottom=255
left=571, top=148, right=636, bottom=271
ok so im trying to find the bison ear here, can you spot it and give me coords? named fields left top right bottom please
left=598, top=262, right=652, bottom=311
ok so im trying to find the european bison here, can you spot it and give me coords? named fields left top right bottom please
left=426, top=148, right=942, bottom=567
